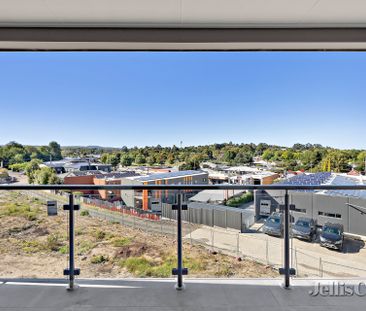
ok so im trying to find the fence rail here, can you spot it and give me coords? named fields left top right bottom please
left=2, top=184, right=366, bottom=190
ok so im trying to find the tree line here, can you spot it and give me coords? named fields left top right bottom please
left=65, top=142, right=365, bottom=173
left=2, top=141, right=365, bottom=178
left=0, top=141, right=62, bottom=184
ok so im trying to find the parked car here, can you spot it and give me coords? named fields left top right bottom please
left=291, top=217, right=317, bottom=241
left=262, top=212, right=283, bottom=237
left=319, top=223, right=344, bottom=251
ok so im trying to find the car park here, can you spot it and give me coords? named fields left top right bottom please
left=291, top=217, right=317, bottom=241
left=320, top=223, right=344, bottom=251
left=262, top=212, right=283, bottom=237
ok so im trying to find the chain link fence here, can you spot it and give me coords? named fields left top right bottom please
left=23, top=190, right=366, bottom=279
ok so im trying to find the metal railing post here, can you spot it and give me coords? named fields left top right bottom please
left=63, top=192, right=80, bottom=291
left=172, top=191, right=188, bottom=290
left=279, top=190, right=295, bottom=289
left=284, top=190, right=290, bottom=288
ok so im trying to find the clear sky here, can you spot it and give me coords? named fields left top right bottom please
left=0, top=52, right=365, bottom=149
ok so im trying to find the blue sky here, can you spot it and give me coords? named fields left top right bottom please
left=0, top=52, right=365, bottom=149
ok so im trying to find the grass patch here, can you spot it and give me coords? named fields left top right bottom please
left=77, top=240, right=96, bottom=255
left=21, top=240, right=45, bottom=253
left=119, top=257, right=154, bottom=276
left=80, top=210, right=89, bottom=216
left=111, top=237, right=132, bottom=247
left=90, top=254, right=109, bottom=264
left=0, top=202, right=39, bottom=221
left=118, top=255, right=205, bottom=277
left=75, top=228, right=84, bottom=236
left=59, top=245, right=69, bottom=254
left=46, top=234, right=63, bottom=252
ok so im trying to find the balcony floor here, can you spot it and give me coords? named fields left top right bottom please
left=0, top=278, right=366, bottom=311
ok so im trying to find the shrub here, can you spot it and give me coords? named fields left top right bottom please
left=46, top=234, right=63, bottom=252
left=90, top=255, right=109, bottom=264
left=80, top=210, right=89, bottom=216
left=226, top=192, right=254, bottom=207
left=94, top=229, right=106, bottom=241
left=59, top=245, right=69, bottom=254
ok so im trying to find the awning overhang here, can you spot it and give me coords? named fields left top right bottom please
left=1, top=0, right=366, bottom=51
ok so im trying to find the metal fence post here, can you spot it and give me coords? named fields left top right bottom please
left=63, top=192, right=80, bottom=291
left=172, top=191, right=188, bottom=290
left=236, top=233, right=240, bottom=257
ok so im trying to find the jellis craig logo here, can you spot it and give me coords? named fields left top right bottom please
left=309, top=282, right=366, bottom=297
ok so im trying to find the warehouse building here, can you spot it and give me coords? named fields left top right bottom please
left=63, top=170, right=138, bottom=200
left=42, top=158, right=112, bottom=173
left=93, top=171, right=140, bottom=201
left=121, top=170, right=208, bottom=211
left=255, top=172, right=366, bottom=236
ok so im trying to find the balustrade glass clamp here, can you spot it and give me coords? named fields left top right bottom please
left=172, top=203, right=188, bottom=210
left=279, top=268, right=296, bottom=276
left=64, top=268, right=80, bottom=276
left=172, top=193, right=188, bottom=210
left=172, top=268, right=188, bottom=276
left=63, top=204, right=80, bottom=211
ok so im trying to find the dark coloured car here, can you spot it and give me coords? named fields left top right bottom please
left=291, top=217, right=317, bottom=241
left=320, top=223, right=344, bottom=251
left=262, top=212, right=283, bottom=237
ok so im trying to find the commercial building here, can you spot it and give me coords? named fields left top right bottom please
left=93, top=172, right=139, bottom=200
left=255, top=172, right=366, bottom=236
left=121, top=170, right=208, bottom=211
left=63, top=170, right=139, bottom=199
left=42, top=158, right=112, bottom=173
left=63, top=170, right=102, bottom=196
left=229, top=171, right=279, bottom=185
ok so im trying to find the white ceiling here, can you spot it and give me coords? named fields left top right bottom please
left=1, top=0, right=366, bottom=28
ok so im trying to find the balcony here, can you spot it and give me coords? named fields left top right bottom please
left=0, top=183, right=366, bottom=310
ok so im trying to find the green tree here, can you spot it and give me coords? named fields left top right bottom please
left=233, top=152, right=252, bottom=164
left=33, top=167, right=60, bottom=184
left=147, top=155, right=156, bottom=166
left=48, top=141, right=62, bottom=161
left=135, top=154, right=146, bottom=165
left=121, top=155, right=133, bottom=166
left=25, top=159, right=42, bottom=184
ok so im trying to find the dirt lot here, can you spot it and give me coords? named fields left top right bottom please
left=0, top=191, right=277, bottom=279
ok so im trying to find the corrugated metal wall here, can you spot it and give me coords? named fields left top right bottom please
left=255, top=190, right=366, bottom=236
left=162, top=202, right=254, bottom=231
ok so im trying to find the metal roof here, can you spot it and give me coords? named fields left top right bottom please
left=189, top=188, right=245, bottom=203
left=94, top=171, right=139, bottom=179
left=281, top=173, right=366, bottom=199
left=324, top=175, right=366, bottom=199
left=134, top=170, right=207, bottom=182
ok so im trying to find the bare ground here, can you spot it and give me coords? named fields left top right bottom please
left=0, top=191, right=277, bottom=279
